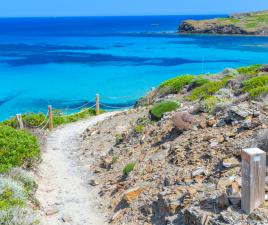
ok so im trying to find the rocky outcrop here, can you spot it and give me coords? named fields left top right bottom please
left=179, top=10, right=268, bottom=35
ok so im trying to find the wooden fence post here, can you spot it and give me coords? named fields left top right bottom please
left=96, top=94, right=100, bottom=115
left=16, top=114, right=24, bottom=129
left=241, top=148, right=266, bottom=214
left=48, top=105, right=53, bottom=131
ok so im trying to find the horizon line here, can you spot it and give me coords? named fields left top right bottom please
left=0, top=13, right=228, bottom=19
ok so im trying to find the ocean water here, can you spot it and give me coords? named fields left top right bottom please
left=1, top=15, right=268, bottom=121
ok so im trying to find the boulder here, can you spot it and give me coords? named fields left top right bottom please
left=123, top=187, right=144, bottom=203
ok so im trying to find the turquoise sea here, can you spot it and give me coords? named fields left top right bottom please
left=1, top=15, right=268, bottom=121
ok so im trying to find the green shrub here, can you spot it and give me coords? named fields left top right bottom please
left=0, top=178, right=26, bottom=210
left=135, top=124, right=144, bottom=133
left=2, top=108, right=97, bottom=129
left=53, top=108, right=97, bottom=126
left=203, top=96, right=221, bottom=113
left=115, top=134, right=123, bottom=145
left=188, top=76, right=231, bottom=101
left=150, top=101, right=180, bottom=121
left=237, top=64, right=262, bottom=76
left=247, top=85, right=268, bottom=97
left=0, top=126, right=40, bottom=173
left=193, top=77, right=209, bottom=87
left=242, top=74, right=268, bottom=97
left=123, top=163, right=135, bottom=176
left=160, top=75, right=195, bottom=93
left=243, top=74, right=268, bottom=90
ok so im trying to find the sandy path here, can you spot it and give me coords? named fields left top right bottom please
left=36, top=112, right=117, bottom=225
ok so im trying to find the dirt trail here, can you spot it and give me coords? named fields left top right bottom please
left=36, top=112, right=117, bottom=225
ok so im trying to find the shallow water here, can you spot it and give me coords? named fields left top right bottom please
left=1, top=15, right=268, bottom=120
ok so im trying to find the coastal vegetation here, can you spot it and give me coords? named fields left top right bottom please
left=123, top=163, right=135, bottom=176
left=83, top=63, right=268, bottom=224
left=0, top=126, right=39, bottom=173
left=2, top=108, right=97, bottom=129
left=150, top=101, right=180, bottom=120
left=0, top=125, right=39, bottom=224
left=179, top=10, right=268, bottom=35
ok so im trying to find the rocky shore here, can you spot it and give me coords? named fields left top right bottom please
left=77, top=64, right=268, bottom=224
left=179, top=10, right=268, bottom=35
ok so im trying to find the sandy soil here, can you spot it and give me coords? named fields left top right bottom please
left=36, top=112, right=117, bottom=225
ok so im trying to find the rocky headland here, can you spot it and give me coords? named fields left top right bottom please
left=76, top=64, right=268, bottom=224
left=179, top=10, right=268, bottom=35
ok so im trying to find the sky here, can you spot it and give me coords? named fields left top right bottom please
left=1, top=0, right=268, bottom=17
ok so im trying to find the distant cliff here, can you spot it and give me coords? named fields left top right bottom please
left=179, top=10, right=268, bottom=35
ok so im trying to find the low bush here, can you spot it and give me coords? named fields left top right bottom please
left=242, top=74, right=268, bottom=97
left=237, top=64, right=262, bottom=76
left=173, top=111, right=194, bottom=131
left=2, top=108, right=97, bottom=129
left=8, top=168, right=37, bottom=193
left=0, top=178, right=25, bottom=210
left=160, top=75, right=195, bottom=93
left=0, top=206, right=36, bottom=225
left=203, top=96, right=221, bottom=113
left=135, top=124, right=144, bottom=133
left=150, top=101, right=180, bottom=121
left=0, top=126, right=40, bottom=173
left=188, top=76, right=232, bottom=101
left=53, top=108, right=97, bottom=126
left=123, top=163, right=135, bottom=176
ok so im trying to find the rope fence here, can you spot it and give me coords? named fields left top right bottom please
left=15, top=93, right=136, bottom=131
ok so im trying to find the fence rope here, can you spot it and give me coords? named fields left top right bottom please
left=40, top=118, right=50, bottom=131
left=22, top=111, right=49, bottom=129
left=99, top=102, right=133, bottom=109
left=55, top=104, right=97, bottom=118
left=102, top=95, right=137, bottom=100
left=61, top=98, right=96, bottom=111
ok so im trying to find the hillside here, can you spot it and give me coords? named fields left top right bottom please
left=77, top=64, right=268, bottom=224
left=179, top=10, right=268, bottom=35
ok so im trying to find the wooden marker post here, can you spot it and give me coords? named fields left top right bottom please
left=96, top=94, right=100, bottom=115
left=48, top=105, right=53, bottom=131
left=16, top=114, right=24, bottom=129
left=241, top=148, right=266, bottom=214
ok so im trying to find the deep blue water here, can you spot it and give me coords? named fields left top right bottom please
left=1, top=15, right=268, bottom=121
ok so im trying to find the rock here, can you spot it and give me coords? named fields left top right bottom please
left=191, top=167, right=205, bottom=178
left=89, top=179, right=99, bottom=186
left=123, top=187, right=144, bottom=203
left=217, top=119, right=226, bottom=127
left=184, top=207, right=211, bottom=225
left=217, top=135, right=225, bottom=143
left=45, top=208, right=59, bottom=216
left=209, top=141, right=218, bottom=148
left=228, top=193, right=241, bottom=206
left=229, top=180, right=240, bottom=195
left=173, top=111, right=194, bottom=131
left=219, top=68, right=239, bottom=77
left=228, top=105, right=251, bottom=121
left=248, top=210, right=265, bottom=221
left=207, top=119, right=216, bottom=127
left=217, top=178, right=233, bottom=190
left=216, top=193, right=230, bottom=209
left=111, top=210, right=124, bottom=222
left=259, top=64, right=268, bottom=72
left=222, top=157, right=240, bottom=168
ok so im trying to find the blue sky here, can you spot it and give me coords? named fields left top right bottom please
left=1, top=0, right=268, bottom=17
